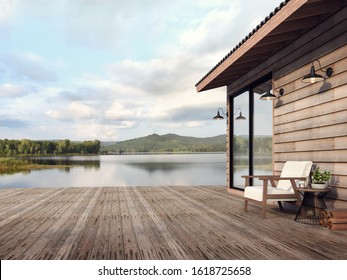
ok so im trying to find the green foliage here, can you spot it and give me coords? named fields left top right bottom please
left=101, top=134, right=226, bottom=154
left=233, top=136, right=272, bottom=155
left=0, top=139, right=101, bottom=156
left=0, top=158, right=28, bottom=173
left=101, top=134, right=272, bottom=154
left=311, top=167, right=332, bottom=184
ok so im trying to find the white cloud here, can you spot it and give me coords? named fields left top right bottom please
left=0, top=83, right=33, bottom=98
left=0, top=0, right=285, bottom=140
left=72, top=122, right=135, bottom=141
left=0, top=0, right=16, bottom=22
left=179, top=3, right=241, bottom=54
left=46, top=101, right=97, bottom=122
left=1, top=52, right=58, bottom=82
left=104, top=100, right=143, bottom=121
left=0, top=115, right=28, bottom=128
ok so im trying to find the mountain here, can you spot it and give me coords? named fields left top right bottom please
left=100, top=133, right=227, bottom=154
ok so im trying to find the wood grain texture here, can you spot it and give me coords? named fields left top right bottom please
left=1, top=186, right=347, bottom=260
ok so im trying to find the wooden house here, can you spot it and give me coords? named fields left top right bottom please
left=196, top=0, right=347, bottom=208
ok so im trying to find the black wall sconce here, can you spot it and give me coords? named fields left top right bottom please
left=213, top=107, right=246, bottom=120
left=302, top=59, right=333, bottom=83
left=260, top=82, right=284, bottom=101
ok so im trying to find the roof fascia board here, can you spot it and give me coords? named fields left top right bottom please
left=196, top=0, right=309, bottom=92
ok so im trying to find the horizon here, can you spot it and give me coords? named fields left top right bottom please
left=0, top=0, right=282, bottom=141
left=0, top=132, right=275, bottom=143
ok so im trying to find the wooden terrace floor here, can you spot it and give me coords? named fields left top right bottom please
left=0, top=186, right=346, bottom=260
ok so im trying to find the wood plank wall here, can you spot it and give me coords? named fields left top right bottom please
left=274, top=44, right=347, bottom=205
left=227, top=6, right=347, bottom=207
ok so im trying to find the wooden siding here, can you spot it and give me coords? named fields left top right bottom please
left=1, top=186, right=347, bottom=260
left=274, top=42, right=347, bottom=201
left=227, top=6, right=347, bottom=203
left=196, top=0, right=343, bottom=92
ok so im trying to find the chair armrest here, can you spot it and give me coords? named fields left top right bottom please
left=258, top=176, right=308, bottom=189
left=242, top=175, right=281, bottom=188
left=241, top=175, right=280, bottom=179
left=272, top=177, right=307, bottom=180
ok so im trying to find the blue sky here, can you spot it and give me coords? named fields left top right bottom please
left=0, top=0, right=283, bottom=141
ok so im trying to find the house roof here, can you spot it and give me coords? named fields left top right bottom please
left=195, top=0, right=344, bottom=92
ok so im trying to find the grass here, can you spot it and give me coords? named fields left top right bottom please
left=0, top=157, right=68, bottom=174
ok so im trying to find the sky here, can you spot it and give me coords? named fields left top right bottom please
left=0, top=0, right=283, bottom=141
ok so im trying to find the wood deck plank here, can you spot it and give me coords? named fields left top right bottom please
left=134, top=187, right=206, bottom=259
left=118, top=187, right=140, bottom=260
left=71, top=188, right=106, bottom=260
left=1, top=189, right=79, bottom=259
left=107, top=188, right=124, bottom=259
left=139, top=186, right=224, bottom=259
left=1, top=186, right=347, bottom=260
left=89, top=188, right=113, bottom=260
left=35, top=188, right=96, bottom=260
left=54, top=188, right=102, bottom=260
left=131, top=188, right=178, bottom=259
left=123, top=188, right=160, bottom=260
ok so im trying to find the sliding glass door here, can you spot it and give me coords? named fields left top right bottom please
left=232, top=91, right=249, bottom=189
left=231, top=76, right=273, bottom=190
left=253, top=79, right=273, bottom=185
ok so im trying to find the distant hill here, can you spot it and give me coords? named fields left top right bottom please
left=100, top=133, right=227, bottom=154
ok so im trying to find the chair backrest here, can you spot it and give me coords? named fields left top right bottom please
left=277, top=161, right=313, bottom=191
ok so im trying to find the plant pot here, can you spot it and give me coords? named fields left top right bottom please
left=311, top=183, right=328, bottom=189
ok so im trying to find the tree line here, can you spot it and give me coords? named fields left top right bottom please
left=101, top=133, right=272, bottom=154
left=233, top=136, right=272, bottom=155
left=0, top=139, right=101, bottom=156
left=101, top=133, right=227, bottom=154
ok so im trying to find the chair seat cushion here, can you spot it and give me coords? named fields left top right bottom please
left=244, top=186, right=296, bottom=202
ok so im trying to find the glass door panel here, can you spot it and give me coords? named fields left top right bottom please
left=232, top=91, right=249, bottom=189
left=253, top=79, right=273, bottom=185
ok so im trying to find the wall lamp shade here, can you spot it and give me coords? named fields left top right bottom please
left=235, top=112, right=246, bottom=120
left=213, top=107, right=246, bottom=120
left=213, top=110, right=224, bottom=120
left=302, top=65, right=324, bottom=83
left=260, top=83, right=284, bottom=101
left=260, top=90, right=277, bottom=100
left=301, top=60, right=333, bottom=83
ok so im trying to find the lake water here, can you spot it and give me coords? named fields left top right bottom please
left=0, top=153, right=229, bottom=189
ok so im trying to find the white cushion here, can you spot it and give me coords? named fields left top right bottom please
left=276, top=161, right=312, bottom=191
left=244, top=186, right=296, bottom=202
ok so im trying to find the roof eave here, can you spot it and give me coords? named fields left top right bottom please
left=195, top=0, right=309, bottom=93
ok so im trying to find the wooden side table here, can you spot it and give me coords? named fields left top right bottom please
left=294, top=188, right=331, bottom=225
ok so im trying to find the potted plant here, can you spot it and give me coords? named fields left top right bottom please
left=311, top=167, right=332, bottom=189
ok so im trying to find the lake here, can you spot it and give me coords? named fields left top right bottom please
left=0, top=153, right=229, bottom=188
left=0, top=153, right=273, bottom=189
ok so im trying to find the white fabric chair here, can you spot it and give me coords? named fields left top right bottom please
left=243, top=161, right=313, bottom=218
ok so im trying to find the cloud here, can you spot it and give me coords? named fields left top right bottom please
left=0, top=83, right=34, bottom=98
left=71, top=123, right=120, bottom=141
left=46, top=101, right=97, bottom=122
left=180, top=4, right=241, bottom=55
left=0, top=115, right=28, bottom=128
left=104, top=100, right=144, bottom=122
left=0, top=1, right=14, bottom=22
left=1, top=52, right=58, bottom=82
left=0, top=0, right=284, bottom=140
left=0, top=0, right=16, bottom=36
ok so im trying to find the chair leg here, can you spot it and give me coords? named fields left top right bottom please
left=278, top=201, right=284, bottom=211
left=244, top=200, right=248, bottom=212
left=261, top=206, right=267, bottom=218
left=261, top=200, right=267, bottom=218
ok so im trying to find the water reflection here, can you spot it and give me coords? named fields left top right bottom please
left=27, top=156, right=101, bottom=171
left=0, top=154, right=273, bottom=188
left=126, top=162, right=187, bottom=173
left=0, top=154, right=228, bottom=188
left=233, top=154, right=272, bottom=167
